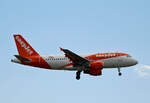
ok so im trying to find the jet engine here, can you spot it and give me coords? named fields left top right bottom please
left=84, top=61, right=103, bottom=76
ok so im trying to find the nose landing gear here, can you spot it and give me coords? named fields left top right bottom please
left=119, top=72, right=122, bottom=76
left=118, top=67, right=122, bottom=76
left=76, top=71, right=81, bottom=80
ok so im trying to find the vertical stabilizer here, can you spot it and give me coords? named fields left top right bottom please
left=14, top=34, right=39, bottom=57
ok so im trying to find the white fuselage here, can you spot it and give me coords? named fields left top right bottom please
left=39, top=54, right=138, bottom=71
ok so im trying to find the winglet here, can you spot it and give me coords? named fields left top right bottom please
left=60, top=47, right=63, bottom=51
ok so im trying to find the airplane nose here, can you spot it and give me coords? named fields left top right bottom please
left=132, top=59, right=138, bottom=65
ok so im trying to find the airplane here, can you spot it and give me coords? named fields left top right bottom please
left=11, top=34, right=138, bottom=80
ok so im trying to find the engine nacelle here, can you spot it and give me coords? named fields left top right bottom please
left=84, top=61, right=103, bottom=76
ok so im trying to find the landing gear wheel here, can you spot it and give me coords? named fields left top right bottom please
left=76, top=71, right=81, bottom=80
left=76, top=75, right=80, bottom=80
left=118, top=72, right=122, bottom=76
left=118, top=67, right=122, bottom=76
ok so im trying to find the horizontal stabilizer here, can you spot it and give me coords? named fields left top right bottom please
left=14, top=55, right=31, bottom=62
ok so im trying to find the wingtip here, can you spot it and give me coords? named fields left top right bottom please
left=60, top=47, right=63, bottom=51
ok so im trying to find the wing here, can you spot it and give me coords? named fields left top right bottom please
left=60, top=48, right=90, bottom=67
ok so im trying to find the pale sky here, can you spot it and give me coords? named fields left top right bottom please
left=0, top=0, right=150, bottom=103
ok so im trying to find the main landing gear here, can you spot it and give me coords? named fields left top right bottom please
left=76, top=71, right=82, bottom=80
left=118, top=67, right=122, bottom=76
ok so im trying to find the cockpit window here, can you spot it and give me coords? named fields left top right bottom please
left=127, top=55, right=131, bottom=57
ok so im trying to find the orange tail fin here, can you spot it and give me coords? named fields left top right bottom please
left=14, top=34, right=39, bottom=57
